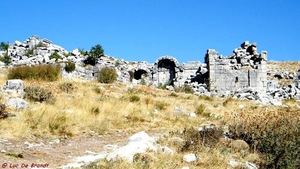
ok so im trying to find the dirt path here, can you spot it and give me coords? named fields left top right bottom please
left=0, top=130, right=141, bottom=168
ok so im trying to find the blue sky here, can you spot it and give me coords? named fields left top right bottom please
left=1, top=1, right=299, bottom=63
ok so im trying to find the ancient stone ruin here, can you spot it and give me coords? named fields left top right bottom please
left=205, top=41, right=268, bottom=94
left=2, top=35, right=300, bottom=104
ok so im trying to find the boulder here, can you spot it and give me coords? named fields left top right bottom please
left=183, top=153, right=198, bottom=163
left=71, top=49, right=81, bottom=56
left=3, top=79, right=23, bottom=91
left=106, top=131, right=157, bottom=162
left=6, top=98, right=30, bottom=110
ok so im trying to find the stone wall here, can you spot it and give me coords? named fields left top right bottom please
left=205, top=41, right=268, bottom=94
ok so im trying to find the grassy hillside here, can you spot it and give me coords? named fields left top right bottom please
left=0, top=65, right=299, bottom=168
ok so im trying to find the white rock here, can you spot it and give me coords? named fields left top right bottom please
left=106, top=131, right=156, bottom=162
left=6, top=98, right=30, bottom=110
left=183, top=153, right=197, bottom=163
left=189, top=112, right=196, bottom=117
left=71, top=49, right=80, bottom=56
left=239, top=104, right=244, bottom=109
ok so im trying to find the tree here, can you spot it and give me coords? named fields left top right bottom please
left=0, top=42, right=11, bottom=65
left=0, top=42, right=9, bottom=51
left=90, top=44, right=104, bottom=58
left=84, top=44, right=104, bottom=66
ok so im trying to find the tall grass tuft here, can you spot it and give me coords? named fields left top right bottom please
left=228, top=108, right=300, bottom=168
left=8, top=64, right=61, bottom=81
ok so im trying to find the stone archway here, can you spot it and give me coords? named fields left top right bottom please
left=134, top=69, right=148, bottom=80
left=154, top=56, right=179, bottom=85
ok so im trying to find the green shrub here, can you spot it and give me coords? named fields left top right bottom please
left=7, top=64, right=61, bottom=81
left=48, top=114, right=72, bottom=136
left=158, top=80, right=172, bottom=90
left=0, top=103, right=9, bottom=119
left=59, top=82, right=74, bottom=93
left=174, top=84, right=194, bottom=94
left=169, top=92, right=179, bottom=97
left=199, top=95, right=214, bottom=101
left=180, top=126, right=223, bottom=152
left=228, top=108, right=300, bottom=169
left=64, top=62, right=76, bottom=73
left=49, top=52, right=61, bottom=61
left=154, top=101, right=169, bottom=110
left=140, top=78, right=146, bottom=85
left=93, top=87, right=102, bottom=94
left=195, top=104, right=211, bottom=117
left=129, top=95, right=140, bottom=102
left=98, top=67, right=117, bottom=84
left=25, top=48, right=34, bottom=56
left=90, top=107, right=100, bottom=116
left=115, top=60, right=121, bottom=66
left=0, top=53, right=11, bottom=65
left=24, top=86, right=55, bottom=103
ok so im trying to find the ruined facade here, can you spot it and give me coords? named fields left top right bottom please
left=129, top=41, right=268, bottom=95
left=205, top=41, right=268, bottom=94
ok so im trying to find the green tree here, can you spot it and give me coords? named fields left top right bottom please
left=90, top=44, right=104, bottom=58
left=0, top=42, right=11, bottom=65
left=84, top=44, right=104, bottom=66
left=0, top=42, right=9, bottom=51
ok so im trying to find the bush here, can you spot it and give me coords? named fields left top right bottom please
left=48, top=114, right=72, bottom=136
left=228, top=108, right=300, bottom=168
left=169, top=92, right=179, bottom=97
left=0, top=103, right=9, bottom=119
left=129, top=95, right=140, bottom=102
left=98, top=67, right=117, bottom=84
left=154, top=101, right=169, bottom=110
left=49, top=52, right=61, bottom=61
left=140, top=78, right=146, bottom=85
left=174, top=84, right=194, bottom=94
left=194, top=104, right=210, bottom=117
left=64, top=62, right=76, bottom=73
left=24, top=86, right=55, bottom=103
left=198, top=95, right=214, bottom=101
left=25, top=48, right=34, bottom=56
left=7, top=64, right=61, bottom=81
left=59, top=82, right=74, bottom=93
left=0, top=53, right=11, bottom=65
left=180, top=126, right=223, bottom=152
left=158, top=80, right=172, bottom=90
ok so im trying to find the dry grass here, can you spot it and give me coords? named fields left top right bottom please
left=0, top=64, right=299, bottom=168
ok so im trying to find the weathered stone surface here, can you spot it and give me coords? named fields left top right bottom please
left=3, top=79, right=23, bottom=91
left=6, top=98, right=30, bottom=110
left=183, top=153, right=198, bottom=163
left=106, top=131, right=172, bottom=162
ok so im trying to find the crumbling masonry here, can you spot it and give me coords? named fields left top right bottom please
left=145, top=41, right=268, bottom=94
left=205, top=41, right=268, bottom=94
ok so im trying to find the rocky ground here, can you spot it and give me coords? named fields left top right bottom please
left=0, top=129, right=152, bottom=168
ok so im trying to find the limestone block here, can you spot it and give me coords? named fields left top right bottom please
left=6, top=98, right=30, bottom=110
